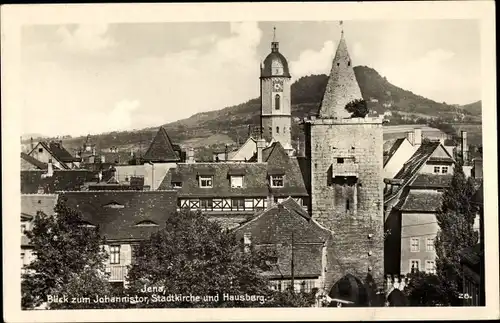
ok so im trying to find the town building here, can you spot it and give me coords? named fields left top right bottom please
left=302, top=29, right=385, bottom=290
left=158, top=141, right=308, bottom=230
left=58, top=190, right=178, bottom=287
left=27, top=140, right=81, bottom=169
left=233, top=197, right=332, bottom=298
left=21, top=152, right=48, bottom=171
left=384, top=140, right=455, bottom=275
left=21, top=194, right=59, bottom=271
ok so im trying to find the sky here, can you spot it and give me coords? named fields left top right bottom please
left=21, top=20, right=481, bottom=137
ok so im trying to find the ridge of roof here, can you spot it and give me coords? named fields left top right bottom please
left=383, top=138, right=407, bottom=167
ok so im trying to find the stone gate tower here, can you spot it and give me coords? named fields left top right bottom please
left=303, top=29, right=385, bottom=290
left=260, top=28, right=294, bottom=155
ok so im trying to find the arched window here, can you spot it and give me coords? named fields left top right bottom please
left=275, top=94, right=280, bottom=110
left=276, top=126, right=280, bottom=134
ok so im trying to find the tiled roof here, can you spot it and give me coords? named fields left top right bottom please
left=385, top=141, right=441, bottom=202
left=233, top=198, right=331, bottom=278
left=143, top=127, right=180, bottom=162
left=100, top=151, right=133, bottom=165
left=59, top=190, right=178, bottom=241
left=47, top=141, right=80, bottom=162
left=21, top=194, right=59, bottom=217
left=410, top=174, right=453, bottom=188
left=159, top=143, right=308, bottom=198
left=21, top=152, right=48, bottom=170
left=398, top=190, right=442, bottom=212
left=233, top=198, right=330, bottom=245
left=383, top=138, right=405, bottom=167
left=318, top=33, right=363, bottom=119
left=21, top=170, right=99, bottom=194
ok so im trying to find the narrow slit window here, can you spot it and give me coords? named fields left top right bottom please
left=275, top=94, right=280, bottom=110
left=346, top=199, right=350, bottom=211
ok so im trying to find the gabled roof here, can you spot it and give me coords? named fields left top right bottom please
left=410, top=174, right=453, bottom=188
left=59, top=190, right=178, bottom=241
left=233, top=198, right=331, bottom=278
left=383, top=138, right=406, bottom=166
left=47, top=141, right=79, bottom=162
left=21, top=194, right=59, bottom=217
left=398, top=190, right=443, bottom=212
left=21, top=170, right=99, bottom=194
left=318, top=32, right=363, bottom=119
left=21, top=152, right=48, bottom=170
left=143, top=127, right=180, bottom=162
left=385, top=141, right=441, bottom=203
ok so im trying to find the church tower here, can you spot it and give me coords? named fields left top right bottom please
left=260, top=28, right=294, bottom=155
left=303, top=25, right=385, bottom=291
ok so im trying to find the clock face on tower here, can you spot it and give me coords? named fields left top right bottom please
left=273, top=79, right=284, bottom=92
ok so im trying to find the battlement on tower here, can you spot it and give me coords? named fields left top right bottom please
left=302, top=116, right=384, bottom=125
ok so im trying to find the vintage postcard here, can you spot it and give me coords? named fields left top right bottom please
left=2, top=1, right=498, bottom=322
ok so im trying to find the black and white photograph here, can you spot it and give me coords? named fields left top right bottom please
left=2, top=1, right=498, bottom=322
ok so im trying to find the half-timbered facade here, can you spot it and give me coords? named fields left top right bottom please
left=159, top=142, right=308, bottom=229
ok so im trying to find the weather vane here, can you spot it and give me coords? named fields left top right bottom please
left=273, top=26, right=276, bottom=42
left=340, top=20, right=344, bottom=35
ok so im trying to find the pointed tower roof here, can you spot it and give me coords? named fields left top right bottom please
left=318, top=29, right=363, bottom=119
left=143, top=127, right=180, bottom=163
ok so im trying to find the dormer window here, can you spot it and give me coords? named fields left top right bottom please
left=337, top=158, right=345, bottom=164
left=230, top=176, right=244, bottom=188
left=135, top=220, right=158, bottom=227
left=199, top=176, right=213, bottom=188
left=172, top=182, right=182, bottom=188
left=270, top=175, right=284, bottom=188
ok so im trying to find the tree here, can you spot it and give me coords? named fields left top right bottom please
left=405, top=271, right=450, bottom=306
left=126, top=209, right=318, bottom=308
left=22, top=198, right=112, bottom=309
left=345, top=99, right=369, bottom=118
left=434, top=159, right=478, bottom=305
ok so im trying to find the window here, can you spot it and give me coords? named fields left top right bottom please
left=348, top=60, right=351, bottom=67
left=425, top=260, right=436, bottom=274
left=38, top=148, right=43, bottom=153
left=426, top=238, right=435, bottom=251
left=21, top=251, right=25, bottom=267
left=172, top=182, right=182, bottom=188
left=276, top=126, right=280, bottom=134
left=21, top=224, right=26, bottom=233
left=410, top=259, right=420, bottom=273
left=230, top=176, right=244, bottom=188
left=346, top=199, right=350, bottom=211
left=337, top=158, right=344, bottom=164
left=410, top=237, right=420, bottom=252
left=270, top=175, right=284, bottom=188
left=200, top=198, right=213, bottom=210
left=109, top=245, right=120, bottom=264
left=232, top=198, right=245, bottom=210
left=275, top=94, right=280, bottom=110
left=433, top=166, right=441, bottom=173
left=441, top=166, right=449, bottom=174
left=199, top=176, right=213, bottom=188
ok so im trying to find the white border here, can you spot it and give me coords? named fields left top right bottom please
left=2, top=1, right=498, bottom=322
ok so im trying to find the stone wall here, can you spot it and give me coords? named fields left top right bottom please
left=305, top=118, right=385, bottom=290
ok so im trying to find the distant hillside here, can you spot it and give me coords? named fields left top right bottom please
left=22, top=65, right=482, bottom=159
left=459, top=100, right=482, bottom=116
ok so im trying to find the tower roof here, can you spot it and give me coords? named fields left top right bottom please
left=318, top=31, right=363, bottom=119
left=260, top=27, right=291, bottom=78
left=143, top=127, right=180, bottom=163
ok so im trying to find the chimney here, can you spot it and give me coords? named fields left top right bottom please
left=30, top=137, right=34, bottom=150
left=439, top=133, right=446, bottom=145
left=461, top=131, right=468, bottom=164
left=256, top=138, right=266, bottom=163
left=413, top=128, right=422, bottom=146
left=224, top=144, right=229, bottom=161
left=406, top=131, right=414, bottom=145
left=187, top=147, right=195, bottom=164
left=42, top=159, right=54, bottom=178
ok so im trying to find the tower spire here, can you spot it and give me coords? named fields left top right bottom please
left=271, top=26, right=279, bottom=52
left=340, top=20, right=344, bottom=37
